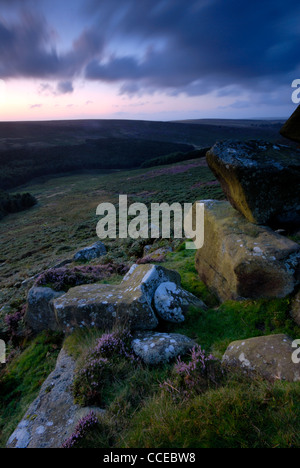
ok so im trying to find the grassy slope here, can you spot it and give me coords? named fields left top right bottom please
left=0, top=146, right=299, bottom=448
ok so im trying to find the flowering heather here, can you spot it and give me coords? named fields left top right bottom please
left=62, top=411, right=98, bottom=449
left=93, top=330, right=134, bottom=360
left=73, top=330, right=139, bottom=406
left=162, top=345, right=219, bottom=399
left=35, top=263, right=129, bottom=292
left=136, top=254, right=166, bottom=265
left=4, top=304, right=27, bottom=336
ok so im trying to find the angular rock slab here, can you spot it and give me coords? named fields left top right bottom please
left=53, top=265, right=181, bottom=333
left=53, top=283, right=158, bottom=333
left=73, top=241, right=106, bottom=262
left=206, top=140, right=300, bottom=226
left=25, top=286, right=64, bottom=333
left=154, top=282, right=207, bottom=323
left=132, top=331, right=196, bottom=365
left=195, top=200, right=300, bottom=301
left=7, top=350, right=104, bottom=448
left=222, top=334, right=300, bottom=382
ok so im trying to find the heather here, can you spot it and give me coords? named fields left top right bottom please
left=62, top=411, right=99, bottom=449
left=72, top=329, right=140, bottom=407
left=35, top=263, right=129, bottom=292
left=161, top=345, right=222, bottom=400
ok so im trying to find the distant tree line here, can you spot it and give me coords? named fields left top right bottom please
left=140, top=148, right=210, bottom=168
left=0, top=190, right=37, bottom=220
left=0, top=138, right=194, bottom=190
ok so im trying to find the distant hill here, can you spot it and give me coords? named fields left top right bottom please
left=0, top=119, right=291, bottom=190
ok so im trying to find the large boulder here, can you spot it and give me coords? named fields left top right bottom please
left=154, top=282, right=207, bottom=323
left=73, top=241, right=106, bottom=262
left=122, top=264, right=181, bottom=304
left=291, top=291, right=300, bottom=326
left=7, top=350, right=104, bottom=449
left=195, top=200, right=300, bottom=302
left=52, top=265, right=181, bottom=333
left=280, top=105, right=300, bottom=144
left=206, top=140, right=300, bottom=227
left=25, top=286, right=64, bottom=333
left=53, top=283, right=158, bottom=333
left=132, top=331, right=196, bottom=365
left=222, top=334, right=300, bottom=382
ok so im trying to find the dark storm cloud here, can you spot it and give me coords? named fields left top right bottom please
left=0, top=10, right=104, bottom=80
left=83, top=0, right=300, bottom=96
left=1, top=0, right=300, bottom=99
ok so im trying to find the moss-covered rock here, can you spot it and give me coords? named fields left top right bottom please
left=222, top=334, right=300, bottom=382
left=206, top=140, right=300, bottom=226
left=195, top=200, right=300, bottom=301
left=154, top=282, right=207, bottom=323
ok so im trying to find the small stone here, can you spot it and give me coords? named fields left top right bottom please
left=73, top=241, right=106, bottom=262
left=132, top=331, right=196, bottom=365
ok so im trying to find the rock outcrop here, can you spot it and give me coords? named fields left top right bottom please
left=206, top=140, right=300, bottom=227
left=280, top=105, right=300, bottom=144
left=73, top=241, right=106, bottom=262
left=7, top=350, right=103, bottom=449
left=195, top=200, right=300, bottom=301
left=154, top=282, right=207, bottom=323
left=25, top=286, right=64, bottom=333
left=51, top=264, right=181, bottom=333
left=25, top=263, right=205, bottom=333
left=132, top=331, right=195, bottom=365
left=222, top=334, right=300, bottom=382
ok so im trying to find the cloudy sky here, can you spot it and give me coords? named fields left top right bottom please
left=0, top=0, right=299, bottom=121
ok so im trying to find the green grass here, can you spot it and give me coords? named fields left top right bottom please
left=121, top=379, right=300, bottom=448
left=0, top=331, right=62, bottom=447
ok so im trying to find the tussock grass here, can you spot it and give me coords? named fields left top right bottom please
left=0, top=332, right=62, bottom=447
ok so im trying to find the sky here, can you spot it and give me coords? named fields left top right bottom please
left=0, top=0, right=299, bottom=122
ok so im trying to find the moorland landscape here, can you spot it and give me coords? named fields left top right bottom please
left=0, top=118, right=299, bottom=449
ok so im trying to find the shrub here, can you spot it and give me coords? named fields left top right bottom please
left=62, top=411, right=99, bottom=448
left=35, top=263, right=129, bottom=292
left=4, top=304, right=27, bottom=338
left=72, top=329, right=139, bottom=407
left=161, top=345, right=221, bottom=399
